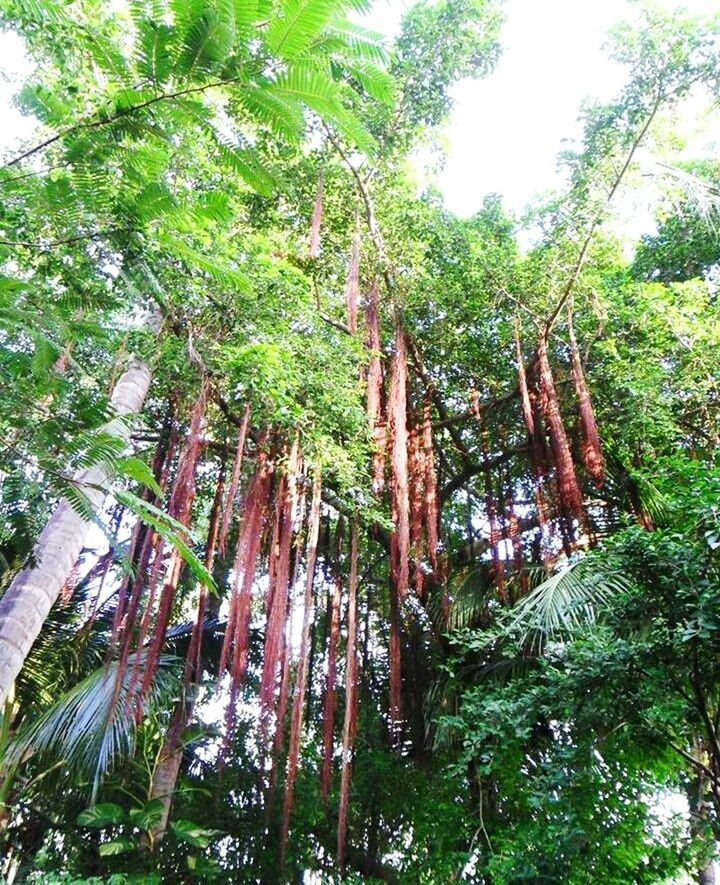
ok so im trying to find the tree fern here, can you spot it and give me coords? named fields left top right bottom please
left=265, top=0, right=341, bottom=61
left=238, top=85, right=307, bottom=140
left=135, top=19, right=174, bottom=86
left=320, top=23, right=388, bottom=64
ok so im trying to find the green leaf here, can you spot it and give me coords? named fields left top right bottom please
left=77, top=803, right=125, bottom=827
left=239, top=85, right=306, bottom=140
left=171, top=818, right=220, bottom=847
left=265, top=0, right=337, bottom=60
left=129, top=797, right=165, bottom=830
left=115, top=490, right=217, bottom=590
left=120, top=456, right=164, bottom=499
left=136, top=19, right=174, bottom=84
left=99, top=837, right=135, bottom=856
left=338, top=60, right=395, bottom=104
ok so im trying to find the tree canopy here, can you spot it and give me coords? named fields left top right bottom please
left=0, top=0, right=719, bottom=882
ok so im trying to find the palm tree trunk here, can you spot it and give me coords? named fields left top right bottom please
left=0, top=354, right=153, bottom=706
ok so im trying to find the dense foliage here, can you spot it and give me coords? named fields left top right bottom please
left=0, top=0, right=719, bottom=882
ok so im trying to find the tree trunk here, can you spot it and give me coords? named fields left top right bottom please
left=0, top=354, right=152, bottom=705
left=146, top=695, right=193, bottom=847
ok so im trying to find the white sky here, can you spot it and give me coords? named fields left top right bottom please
left=1, top=0, right=719, bottom=218
left=366, top=0, right=720, bottom=217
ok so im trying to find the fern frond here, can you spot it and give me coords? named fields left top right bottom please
left=238, top=85, right=306, bottom=140
left=135, top=19, right=174, bottom=85
left=14, top=0, right=71, bottom=25
left=265, top=0, right=339, bottom=60
left=320, top=23, right=388, bottom=64
left=335, top=59, right=394, bottom=104
left=161, top=237, right=252, bottom=292
left=176, top=5, right=231, bottom=79
left=216, top=142, right=281, bottom=195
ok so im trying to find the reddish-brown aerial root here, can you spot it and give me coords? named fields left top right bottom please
left=408, top=422, right=426, bottom=600
left=537, top=334, right=584, bottom=525
left=139, top=383, right=209, bottom=701
left=389, top=325, right=410, bottom=601
left=365, top=280, right=386, bottom=494
left=516, top=323, right=546, bottom=470
left=506, top=494, right=528, bottom=595
left=387, top=324, right=410, bottom=742
left=320, top=518, right=344, bottom=800
left=217, top=403, right=251, bottom=556
left=279, top=469, right=323, bottom=867
left=337, top=519, right=359, bottom=871
left=269, top=475, right=308, bottom=792
left=259, top=440, right=300, bottom=744
left=514, top=321, right=535, bottom=440
left=185, top=465, right=225, bottom=686
left=220, top=444, right=273, bottom=749
left=110, top=427, right=176, bottom=655
left=422, top=396, right=440, bottom=579
left=345, top=229, right=361, bottom=334
left=388, top=574, right=402, bottom=743
left=59, top=559, right=80, bottom=606
left=484, top=470, right=506, bottom=603
left=309, top=172, right=324, bottom=259
left=567, top=315, right=604, bottom=487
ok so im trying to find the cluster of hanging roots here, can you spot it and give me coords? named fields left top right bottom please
left=92, top=190, right=608, bottom=874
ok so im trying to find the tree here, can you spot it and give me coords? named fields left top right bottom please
left=0, top=0, right=719, bottom=882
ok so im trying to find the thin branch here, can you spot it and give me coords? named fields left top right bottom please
left=543, top=90, right=665, bottom=338
left=3, top=76, right=247, bottom=169
left=0, top=227, right=130, bottom=250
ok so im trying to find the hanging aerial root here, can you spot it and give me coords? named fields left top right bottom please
left=217, top=403, right=251, bottom=556
left=484, top=467, right=506, bottom=603
left=138, top=382, right=209, bottom=703
left=537, top=334, right=584, bottom=526
left=365, top=280, right=386, bottom=494
left=337, top=519, right=359, bottom=871
left=408, top=422, right=426, bottom=599
left=259, top=439, right=300, bottom=747
left=267, top=481, right=308, bottom=816
left=568, top=311, right=604, bottom=487
left=388, top=575, right=402, bottom=744
left=389, top=324, right=410, bottom=600
left=506, top=493, right=528, bottom=595
left=345, top=228, right=361, bottom=334
left=280, top=470, right=322, bottom=867
left=110, top=427, right=176, bottom=656
left=185, top=464, right=226, bottom=687
left=320, top=516, right=344, bottom=800
left=309, top=171, right=324, bottom=259
left=422, top=396, right=440, bottom=579
left=220, top=440, right=273, bottom=751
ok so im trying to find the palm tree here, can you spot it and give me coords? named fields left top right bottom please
left=0, top=350, right=154, bottom=706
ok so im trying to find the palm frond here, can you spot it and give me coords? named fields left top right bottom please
left=7, top=655, right=178, bottom=799
left=510, top=556, right=631, bottom=643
